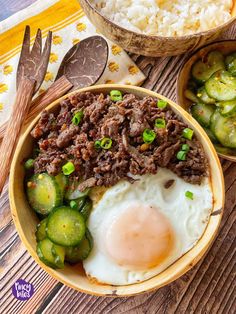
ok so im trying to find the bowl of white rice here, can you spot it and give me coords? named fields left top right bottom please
left=80, top=0, right=236, bottom=56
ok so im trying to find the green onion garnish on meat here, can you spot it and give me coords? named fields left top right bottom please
left=100, top=137, right=112, bottom=149
left=110, top=90, right=123, bottom=102
left=155, top=118, right=166, bottom=128
left=62, top=161, right=75, bottom=175
left=157, top=99, right=168, bottom=109
left=182, top=128, right=194, bottom=140
left=24, top=158, right=35, bottom=170
left=182, top=144, right=190, bottom=152
left=72, top=111, right=83, bottom=125
left=70, top=200, right=78, bottom=210
left=143, top=129, right=156, bottom=144
left=185, top=191, right=194, bottom=200
left=94, top=140, right=101, bottom=149
left=176, top=150, right=186, bottom=161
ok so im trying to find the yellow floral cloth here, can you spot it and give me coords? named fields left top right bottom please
left=0, top=0, right=145, bottom=127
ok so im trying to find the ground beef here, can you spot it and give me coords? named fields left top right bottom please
left=56, top=125, right=79, bottom=148
left=164, top=179, right=175, bottom=189
left=31, top=92, right=209, bottom=190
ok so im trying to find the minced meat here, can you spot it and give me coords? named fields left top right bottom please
left=31, top=91, right=209, bottom=190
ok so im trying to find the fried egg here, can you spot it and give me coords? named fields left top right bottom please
left=83, top=168, right=213, bottom=285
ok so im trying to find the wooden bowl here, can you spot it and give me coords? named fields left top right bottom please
left=10, top=85, right=224, bottom=296
left=176, top=40, right=236, bottom=162
left=80, top=0, right=236, bottom=57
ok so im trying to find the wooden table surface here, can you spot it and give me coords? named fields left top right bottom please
left=0, top=1, right=235, bottom=313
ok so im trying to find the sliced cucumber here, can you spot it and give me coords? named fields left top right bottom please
left=79, top=198, right=92, bottom=221
left=65, top=179, right=90, bottom=200
left=46, top=206, right=86, bottom=247
left=218, top=100, right=236, bottom=117
left=225, top=52, right=236, bottom=77
left=26, top=173, right=62, bottom=215
left=36, top=238, right=65, bottom=269
left=190, top=103, right=215, bottom=127
left=203, top=127, right=219, bottom=144
left=205, top=70, right=236, bottom=101
left=51, top=244, right=65, bottom=267
left=184, top=89, right=199, bottom=103
left=210, top=110, right=236, bottom=148
left=219, top=70, right=236, bottom=89
left=187, top=79, right=198, bottom=92
left=196, top=86, right=215, bottom=104
left=55, top=173, right=68, bottom=196
left=214, top=144, right=236, bottom=156
left=35, top=218, right=48, bottom=241
left=65, top=229, right=93, bottom=263
left=191, top=51, right=225, bottom=83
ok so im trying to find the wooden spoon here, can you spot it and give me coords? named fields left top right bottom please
left=56, top=35, right=108, bottom=90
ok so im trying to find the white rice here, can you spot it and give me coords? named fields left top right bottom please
left=92, top=0, right=233, bottom=37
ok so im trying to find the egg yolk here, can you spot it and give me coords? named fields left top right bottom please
left=105, top=204, right=175, bottom=269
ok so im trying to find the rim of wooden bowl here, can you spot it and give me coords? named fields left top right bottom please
left=9, top=84, right=225, bottom=297
left=81, top=0, right=236, bottom=40
left=176, top=40, right=236, bottom=162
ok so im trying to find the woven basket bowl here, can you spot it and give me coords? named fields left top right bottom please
left=10, top=85, right=224, bottom=296
left=80, top=0, right=236, bottom=57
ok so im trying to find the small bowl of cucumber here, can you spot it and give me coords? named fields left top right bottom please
left=177, top=40, right=236, bottom=162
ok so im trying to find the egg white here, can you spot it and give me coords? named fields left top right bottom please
left=83, top=168, right=213, bottom=285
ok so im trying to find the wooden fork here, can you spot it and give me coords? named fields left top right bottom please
left=0, top=26, right=52, bottom=194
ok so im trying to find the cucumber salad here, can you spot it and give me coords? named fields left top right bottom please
left=185, top=50, right=236, bottom=156
left=25, top=165, right=93, bottom=269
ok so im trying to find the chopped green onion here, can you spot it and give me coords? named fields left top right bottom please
left=185, top=191, right=194, bottom=200
left=182, top=144, right=190, bottom=152
left=176, top=150, right=186, bottom=161
left=143, top=129, right=156, bottom=144
left=110, top=90, right=123, bottom=102
left=157, top=99, right=168, bottom=109
left=62, top=161, right=75, bottom=175
left=94, top=140, right=101, bottom=149
left=182, top=128, right=194, bottom=140
left=72, top=111, right=83, bottom=125
left=100, top=137, right=113, bottom=149
left=24, top=158, right=35, bottom=170
left=70, top=200, right=78, bottom=210
left=155, top=118, right=166, bottom=128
